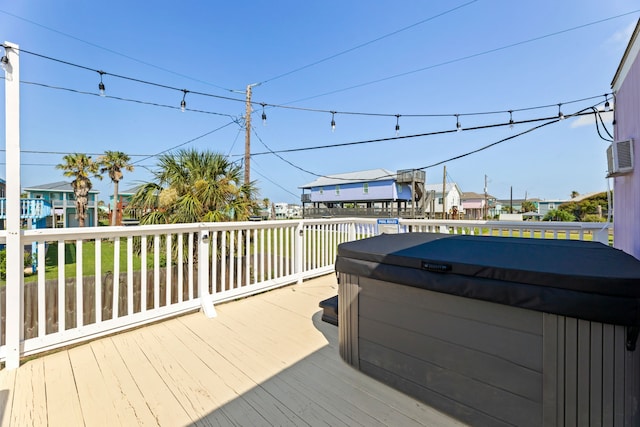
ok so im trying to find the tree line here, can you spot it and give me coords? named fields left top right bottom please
left=57, top=148, right=259, bottom=227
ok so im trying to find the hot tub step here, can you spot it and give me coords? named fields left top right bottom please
left=319, top=295, right=338, bottom=326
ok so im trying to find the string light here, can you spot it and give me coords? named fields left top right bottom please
left=331, top=111, right=336, bottom=132
left=558, top=103, right=564, bottom=120
left=604, top=94, right=610, bottom=112
left=261, top=103, right=267, bottom=126
left=9, top=46, right=618, bottom=125
left=509, top=110, right=514, bottom=129
left=395, top=114, right=401, bottom=136
left=0, top=53, right=8, bottom=71
left=455, top=114, right=462, bottom=132
left=97, top=70, right=106, bottom=96
left=180, top=89, right=188, bottom=112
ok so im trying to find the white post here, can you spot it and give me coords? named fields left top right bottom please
left=198, top=229, right=216, bottom=318
left=4, top=42, right=22, bottom=369
left=295, top=221, right=304, bottom=284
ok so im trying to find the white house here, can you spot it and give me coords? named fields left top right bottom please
left=424, top=183, right=463, bottom=218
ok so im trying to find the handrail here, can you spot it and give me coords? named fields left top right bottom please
left=0, top=217, right=612, bottom=368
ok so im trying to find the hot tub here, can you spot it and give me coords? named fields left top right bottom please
left=335, top=233, right=640, bottom=427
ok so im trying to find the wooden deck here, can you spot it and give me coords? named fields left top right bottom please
left=0, top=274, right=464, bottom=426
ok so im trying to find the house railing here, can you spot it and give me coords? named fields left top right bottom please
left=0, top=198, right=52, bottom=220
left=0, top=217, right=611, bottom=368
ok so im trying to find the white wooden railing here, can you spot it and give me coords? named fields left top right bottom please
left=0, top=217, right=611, bottom=368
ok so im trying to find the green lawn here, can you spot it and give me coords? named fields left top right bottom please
left=21, top=239, right=144, bottom=284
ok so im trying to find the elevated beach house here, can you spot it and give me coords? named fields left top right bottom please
left=300, top=168, right=429, bottom=218
left=23, top=181, right=99, bottom=227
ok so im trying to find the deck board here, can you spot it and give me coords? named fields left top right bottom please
left=0, top=275, right=465, bottom=426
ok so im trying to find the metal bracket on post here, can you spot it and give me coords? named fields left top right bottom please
left=198, top=229, right=217, bottom=318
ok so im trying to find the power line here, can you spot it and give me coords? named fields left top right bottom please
left=0, top=8, right=234, bottom=92
left=248, top=110, right=600, bottom=156
left=13, top=47, right=247, bottom=104
left=18, top=79, right=237, bottom=118
left=250, top=159, right=300, bottom=199
left=258, top=0, right=479, bottom=85
left=246, top=106, right=603, bottom=185
left=131, top=120, right=241, bottom=166
left=282, top=9, right=640, bottom=105
left=3, top=45, right=615, bottom=120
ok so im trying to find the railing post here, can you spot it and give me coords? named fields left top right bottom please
left=348, top=220, right=357, bottom=242
left=594, top=226, right=610, bottom=245
left=4, top=42, right=22, bottom=370
left=198, top=228, right=216, bottom=318
left=295, top=221, right=304, bottom=284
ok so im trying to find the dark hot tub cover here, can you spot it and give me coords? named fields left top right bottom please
left=335, top=233, right=640, bottom=326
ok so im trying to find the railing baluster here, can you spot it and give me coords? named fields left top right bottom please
left=178, top=233, right=184, bottom=303
left=211, top=230, right=217, bottom=295
left=141, top=235, right=147, bottom=312
left=154, top=235, right=160, bottom=309
left=76, top=239, right=83, bottom=328
left=228, top=230, right=236, bottom=290
left=95, top=239, right=102, bottom=323
left=221, top=231, right=227, bottom=292
left=127, top=236, right=133, bottom=315
left=187, top=232, right=193, bottom=300
left=58, top=240, right=65, bottom=332
left=113, top=238, right=119, bottom=318
left=37, top=241, right=45, bottom=337
left=253, top=229, right=258, bottom=284
left=166, top=234, right=172, bottom=305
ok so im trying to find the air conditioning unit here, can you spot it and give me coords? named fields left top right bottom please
left=606, top=139, right=634, bottom=177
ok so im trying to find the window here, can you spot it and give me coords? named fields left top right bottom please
left=335, top=185, right=340, bottom=195
left=438, top=197, right=444, bottom=204
left=363, top=183, right=369, bottom=194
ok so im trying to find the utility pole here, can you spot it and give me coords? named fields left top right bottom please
left=484, top=174, right=488, bottom=220
left=442, top=165, right=447, bottom=219
left=237, top=82, right=261, bottom=186
left=244, top=84, right=253, bottom=186
left=510, top=186, right=513, bottom=214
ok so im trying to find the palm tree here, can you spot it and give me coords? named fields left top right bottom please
left=99, top=151, right=134, bottom=226
left=56, top=153, right=102, bottom=227
left=127, top=148, right=258, bottom=225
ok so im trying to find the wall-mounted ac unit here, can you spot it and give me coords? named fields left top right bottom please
left=606, top=139, right=634, bottom=177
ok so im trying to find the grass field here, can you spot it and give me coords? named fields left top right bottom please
left=18, top=239, right=143, bottom=284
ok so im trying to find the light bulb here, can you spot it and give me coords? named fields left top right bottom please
left=395, top=115, right=400, bottom=136
left=331, top=112, right=336, bottom=132
left=455, top=114, right=462, bottom=132
left=180, top=89, right=188, bottom=113
left=1, top=55, right=8, bottom=71
left=509, top=111, right=514, bottom=129
left=558, top=104, right=564, bottom=120
left=261, top=104, right=267, bottom=126
left=98, top=82, right=105, bottom=97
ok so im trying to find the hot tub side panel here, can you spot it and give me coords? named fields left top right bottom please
left=542, top=314, right=640, bottom=426
left=338, top=273, right=640, bottom=427
left=354, top=275, right=544, bottom=427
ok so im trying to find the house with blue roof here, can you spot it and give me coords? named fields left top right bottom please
left=299, top=168, right=431, bottom=218
left=23, top=181, right=99, bottom=227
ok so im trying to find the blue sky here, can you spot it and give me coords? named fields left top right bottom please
left=1, top=1, right=639, bottom=204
